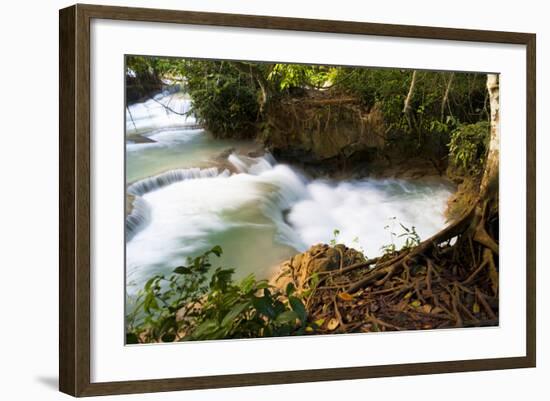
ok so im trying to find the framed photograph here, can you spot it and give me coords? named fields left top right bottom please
left=59, top=4, right=536, bottom=397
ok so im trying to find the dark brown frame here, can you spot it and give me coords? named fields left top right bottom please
left=59, top=3, right=536, bottom=397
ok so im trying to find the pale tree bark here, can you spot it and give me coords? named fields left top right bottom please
left=440, top=73, right=454, bottom=120
left=232, top=61, right=273, bottom=114
left=402, top=70, right=418, bottom=133
left=402, top=70, right=418, bottom=114
left=479, top=73, right=500, bottom=199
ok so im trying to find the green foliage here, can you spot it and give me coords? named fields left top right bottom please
left=182, top=61, right=261, bottom=138
left=301, top=272, right=320, bottom=299
left=267, top=64, right=335, bottom=91
left=380, top=217, right=421, bottom=256
left=398, top=223, right=421, bottom=250
left=329, top=229, right=341, bottom=247
left=332, top=68, right=487, bottom=157
left=126, top=55, right=186, bottom=79
left=126, top=246, right=310, bottom=343
left=333, top=68, right=409, bottom=112
left=125, top=56, right=167, bottom=102
left=448, top=121, right=490, bottom=176
left=125, top=56, right=491, bottom=175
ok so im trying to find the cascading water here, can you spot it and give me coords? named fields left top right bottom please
left=126, top=151, right=453, bottom=295
left=125, top=153, right=308, bottom=293
left=125, top=93, right=251, bottom=183
left=125, top=91, right=454, bottom=299
left=126, top=91, right=197, bottom=136
left=127, top=167, right=229, bottom=197
left=126, top=167, right=231, bottom=241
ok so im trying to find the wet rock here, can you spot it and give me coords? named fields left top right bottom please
left=273, top=243, right=366, bottom=293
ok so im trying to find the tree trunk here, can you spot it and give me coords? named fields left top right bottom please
left=440, top=73, right=454, bottom=120
left=480, top=74, right=500, bottom=200
left=231, top=61, right=273, bottom=114
left=402, top=70, right=418, bottom=114
left=402, top=70, right=418, bottom=134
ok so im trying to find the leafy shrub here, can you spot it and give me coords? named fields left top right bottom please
left=126, top=246, right=310, bottom=343
left=183, top=61, right=261, bottom=138
left=332, top=68, right=487, bottom=158
left=267, top=64, right=335, bottom=91
left=448, top=121, right=490, bottom=176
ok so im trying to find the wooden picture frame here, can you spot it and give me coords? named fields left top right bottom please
left=59, top=3, right=536, bottom=397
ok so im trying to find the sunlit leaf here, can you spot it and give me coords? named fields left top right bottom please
left=327, top=318, right=339, bottom=331
left=338, top=292, right=354, bottom=302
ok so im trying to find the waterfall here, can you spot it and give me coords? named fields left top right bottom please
left=125, top=147, right=454, bottom=294
left=125, top=167, right=231, bottom=241
left=127, top=167, right=229, bottom=196
left=126, top=196, right=151, bottom=242
left=126, top=92, right=198, bottom=136
left=226, top=153, right=310, bottom=249
left=228, top=153, right=274, bottom=175
left=222, top=153, right=454, bottom=256
left=286, top=178, right=453, bottom=257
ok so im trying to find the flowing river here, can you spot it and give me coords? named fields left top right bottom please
left=125, top=92, right=454, bottom=297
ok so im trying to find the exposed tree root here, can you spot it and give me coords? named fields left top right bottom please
left=294, top=199, right=499, bottom=334
left=276, top=74, right=501, bottom=335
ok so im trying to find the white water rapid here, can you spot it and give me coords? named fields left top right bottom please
left=125, top=92, right=454, bottom=297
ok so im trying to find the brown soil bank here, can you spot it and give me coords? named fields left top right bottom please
left=260, top=91, right=387, bottom=176
left=251, top=90, right=451, bottom=180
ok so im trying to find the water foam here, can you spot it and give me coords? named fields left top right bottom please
left=127, top=167, right=229, bottom=196
left=126, top=152, right=454, bottom=293
left=125, top=167, right=230, bottom=241
left=126, top=92, right=196, bottom=135
left=287, top=178, right=453, bottom=257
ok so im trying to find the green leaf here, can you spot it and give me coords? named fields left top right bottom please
left=210, top=245, right=223, bottom=257
left=144, top=292, right=159, bottom=313
left=285, top=282, right=295, bottom=297
left=254, top=281, right=270, bottom=290
left=240, top=274, right=256, bottom=294
left=399, top=223, right=410, bottom=232
left=173, top=266, right=192, bottom=275
left=289, top=296, right=307, bottom=323
left=221, top=302, right=250, bottom=328
left=309, top=272, right=320, bottom=288
left=210, top=268, right=234, bottom=290
left=191, top=320, right=219, bottom=339
left=144, top=277, right=157, bottom=291
left=159, top=316, right=176, bottom=334
left=252, top=296, right=276, bottom=319
left=314, top=318, right=325, bottom=327
left=275, top=310, right=299, bottom=325
left=161, top=333, right=176, bottom=342
left=126, top=332, right=139, bottom=344
left=273, top=300, right=287, bottom=315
